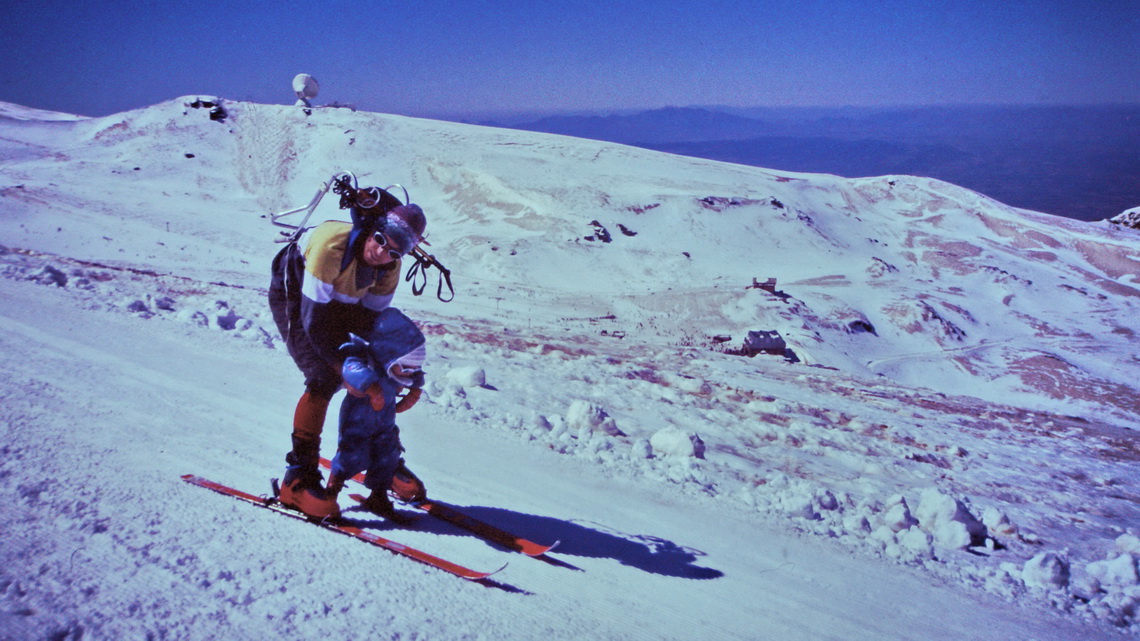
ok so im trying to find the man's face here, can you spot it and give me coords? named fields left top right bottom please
left=363, top=232, right=400, bottom=267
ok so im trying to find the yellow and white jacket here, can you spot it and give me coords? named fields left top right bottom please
left=298, top=221, right=401, bottom=365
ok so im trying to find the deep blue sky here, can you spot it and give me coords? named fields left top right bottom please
left=2, top=1, right=1137, bottom=119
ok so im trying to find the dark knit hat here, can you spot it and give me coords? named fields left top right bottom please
left=382, top=204, right=426, bottom=254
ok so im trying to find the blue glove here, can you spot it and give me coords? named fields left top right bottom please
left=338, top=333, right=370, bottom=358
left=408, top=370, right=426, bottom=389
left=342, top=357, right=381, bottom=395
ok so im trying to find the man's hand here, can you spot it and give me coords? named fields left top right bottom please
left=395, top=387, right=421, bottom=413
left=345, top=380, right=386, bottom=411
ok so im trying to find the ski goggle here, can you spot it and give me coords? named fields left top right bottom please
left=372, top=231, right=407, bottom=260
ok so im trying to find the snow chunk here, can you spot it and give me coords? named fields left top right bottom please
left=880, top=495, right=918, bottom=533
left=898, top=527, right=935, bottom=560
left=981, top=506, right=1018, bottom=537
left=660, top=371, right=712, bottom=395
left=446, top=365, right=487, bottom=389
left=176, top=309, right=210, bottom=327
left=1115, top=534, right=1140, bottom=556
left=566, top=400, right=623, bottom=436
left=843, top=513, right=872, bottom=535
left=815, top=489, right=840, bottom=511
left=425, top=378, right=472, bottom=410
left=1022, top=552, right=1070, bottom=590
left=1087, top=554, right=1140, bottom=590
left=915, top=488, right=986, bottom=548
left=529, top=414, right=553, bottom=435
left=779, top=492, right=820, bottom=521
left=631, top=438, right=653, bottom=459
left=649, top=427, right=706, bottom=459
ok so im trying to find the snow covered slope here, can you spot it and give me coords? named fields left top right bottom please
left=1, top=98, right=1138, bottom=638
left=5, top=97, right=1138, bottom=423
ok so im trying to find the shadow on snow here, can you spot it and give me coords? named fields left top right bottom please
left=349, top=503, right=723, bottom=580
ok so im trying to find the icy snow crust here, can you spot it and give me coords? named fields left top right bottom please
left=0, top=97, right=1138, bottom=639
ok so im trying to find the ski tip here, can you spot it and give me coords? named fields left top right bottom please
left=519, top=539, right=560, bottom=557
left=533, top=539, right=562, bottom=557
left=467, top=561, right=509, bottom=581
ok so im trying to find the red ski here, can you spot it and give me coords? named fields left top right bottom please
left=181, top=474, right=503, bottom=581
left=414, top=498, right=559, bottom=557
left=321, top=458, right=559, bottom=557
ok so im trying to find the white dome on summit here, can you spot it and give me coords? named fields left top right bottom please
left=292, top=73, right=320, bottom=99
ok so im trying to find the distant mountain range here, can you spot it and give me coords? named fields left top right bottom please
left=484, top=105, right=1140, bottom=222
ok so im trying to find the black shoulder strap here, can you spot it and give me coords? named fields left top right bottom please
left=405, top=248, right=455, bottom=302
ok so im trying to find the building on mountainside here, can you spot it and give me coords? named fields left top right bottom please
left=748, top=277, right=778, bottom=293
left=742, top=330, right=787, bottom=357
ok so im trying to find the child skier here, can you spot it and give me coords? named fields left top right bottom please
left=322, top=307, right=428, bottom=520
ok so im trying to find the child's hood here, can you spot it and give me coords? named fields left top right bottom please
left=366, top=308, right=426, bottom=373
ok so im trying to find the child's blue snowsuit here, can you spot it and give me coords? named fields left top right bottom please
left=330, top=308, right=426, bottom=494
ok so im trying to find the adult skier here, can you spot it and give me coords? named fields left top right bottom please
left=268, top=196, right=428, bottom=518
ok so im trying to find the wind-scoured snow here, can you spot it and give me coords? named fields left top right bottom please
left=0, top=97, right=1137, bottom=640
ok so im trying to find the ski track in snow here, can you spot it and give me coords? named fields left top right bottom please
left=1, top=97, right=1138, bottom=639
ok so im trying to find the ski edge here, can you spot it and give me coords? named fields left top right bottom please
left=416, top=500, right=560, bottom=557
left=180, top=474, right=500, bottom=581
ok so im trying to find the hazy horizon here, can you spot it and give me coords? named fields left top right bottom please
left=13, top=98, right=1140, bottom=123
left=485, top=103, right=1140, bottom=223
left=457, top=100, right=1140, bottom=122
